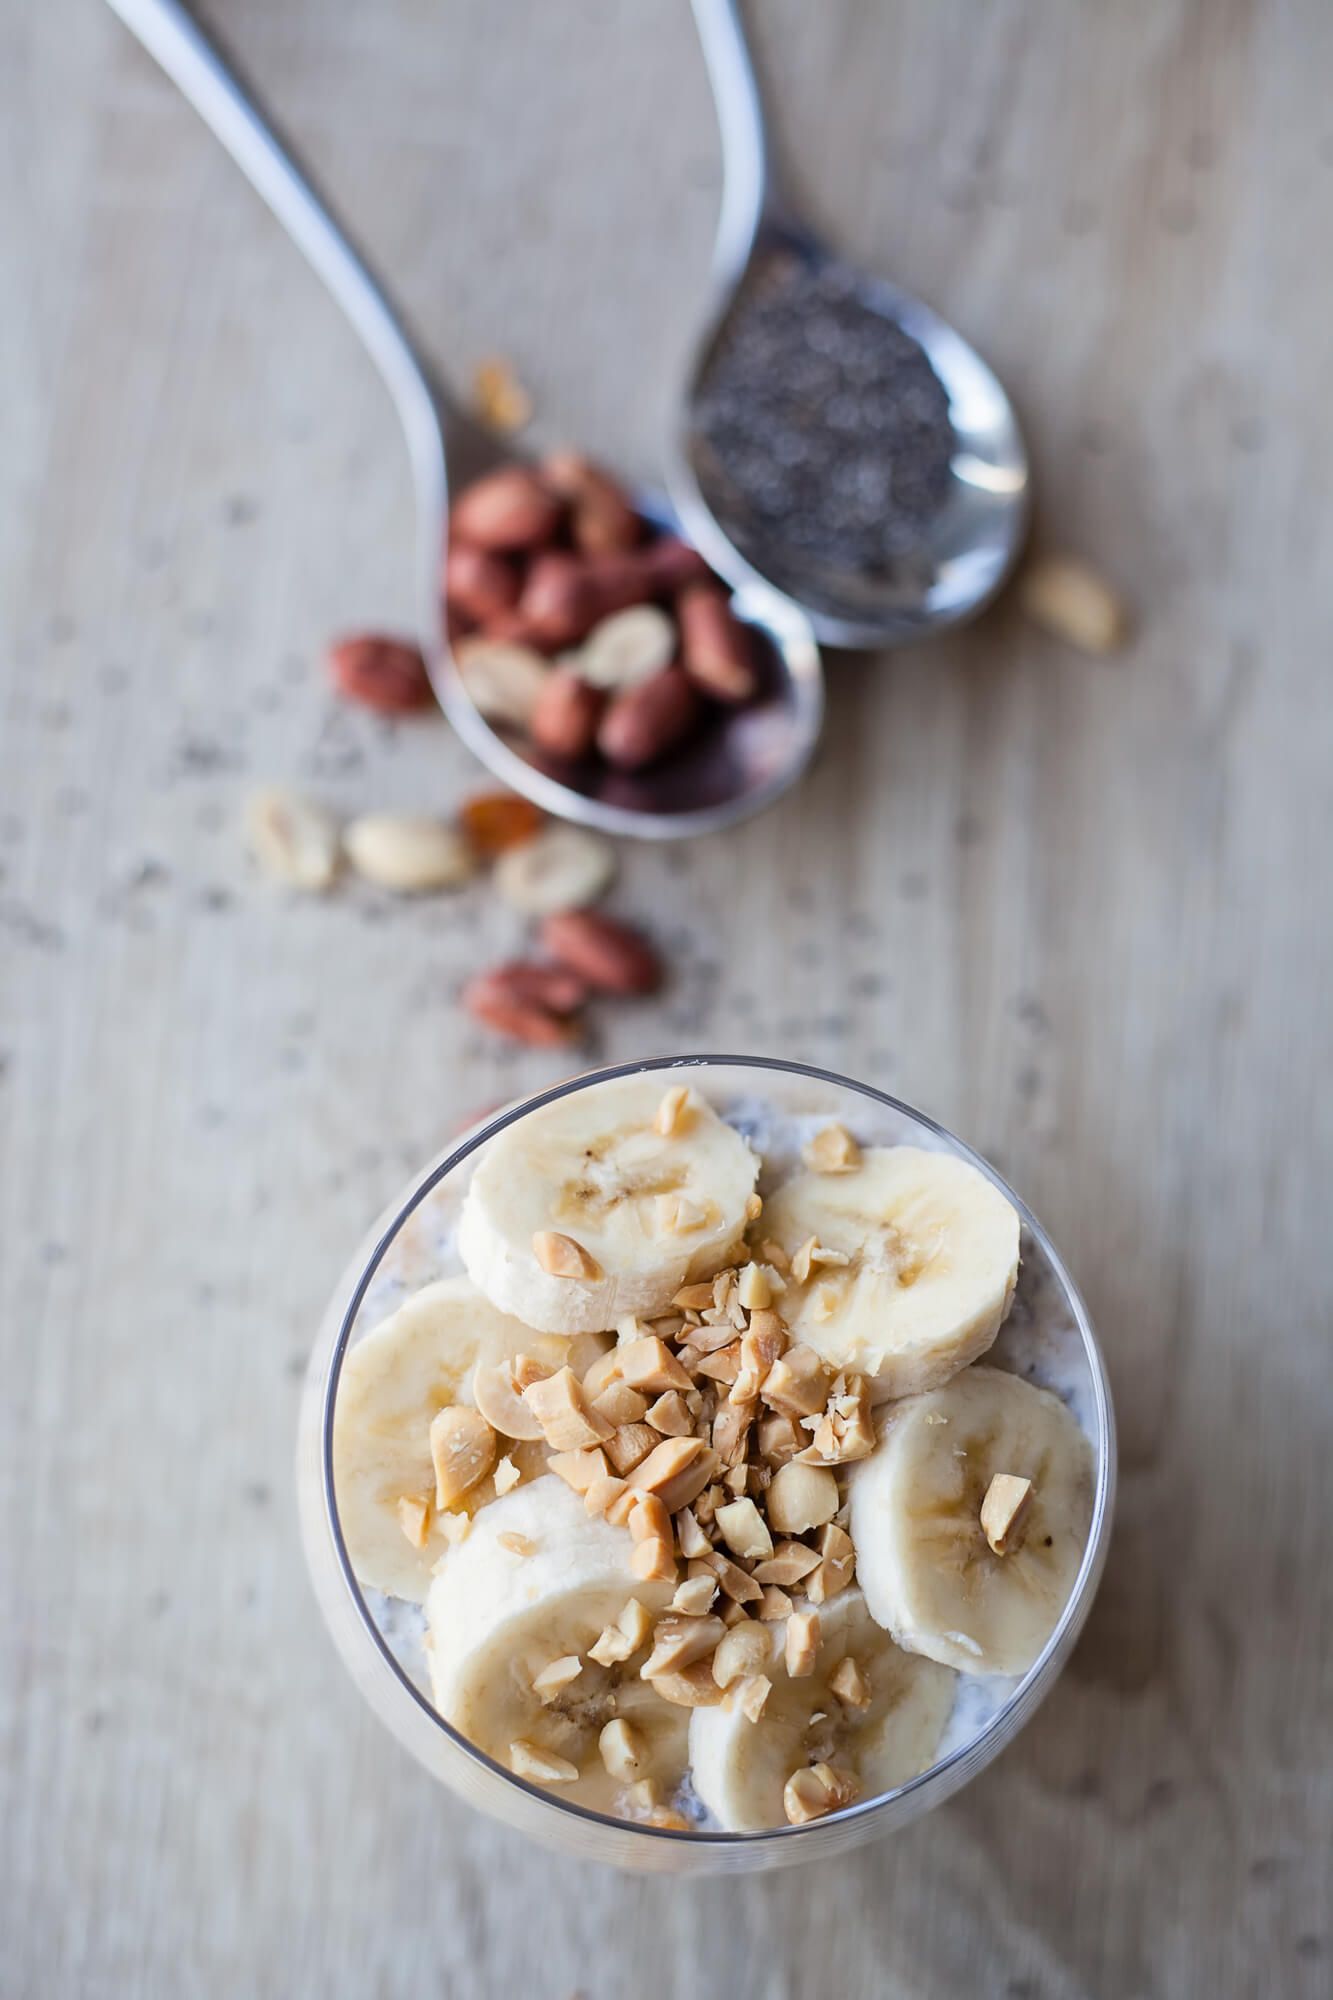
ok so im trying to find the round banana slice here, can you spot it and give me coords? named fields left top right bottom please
left=427, top=1477, right=685, bottom=1812
left=688, top=1591, right=954, bottom=1832
left=850, top=1366, right=1094, bottom=1675
left=458, top=1073, right=759, bottom=1333
left=332, top=1276, right=606, bottom=1600
left=760, top=1146, right=1020, bottom=1398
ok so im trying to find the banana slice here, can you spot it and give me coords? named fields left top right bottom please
left=426, top=1477, right=686, bottom=1812
left=688, top=1591, right=954, bottom=1832
left=332, top=1276, right=606, bottom=1600
left=458, top=1074, right=759, bottom=1333
left=850, top=1366, right=1094, bottom=1675
left=759, top=1147, right=1020, bottom=1398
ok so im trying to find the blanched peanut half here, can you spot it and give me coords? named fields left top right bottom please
left=765, top=1461, right=839, bottom=1535
left=428, top=1407, right=497, bottom=1510
left=713, top=1497, right=773, bottom=1562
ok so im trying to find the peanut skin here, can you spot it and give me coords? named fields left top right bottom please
left=677, top=583, right=759, bottom=704
left=529, top=667, right=606, bottom=761
left=597, top=664, right=701, bottom=771
left=450, top=466, right=564, bottom=553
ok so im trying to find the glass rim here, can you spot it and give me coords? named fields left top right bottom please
left=317, top=1052, right=1117, bottom=1848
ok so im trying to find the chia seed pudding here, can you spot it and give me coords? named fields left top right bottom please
left=327, top=1068, right=1102, bottom=1836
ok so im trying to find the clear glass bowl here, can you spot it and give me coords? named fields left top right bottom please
left=297, top=1056, right=1115, bottom=1873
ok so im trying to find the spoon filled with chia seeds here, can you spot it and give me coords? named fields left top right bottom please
left=669, top=0, right=1030, bottom=650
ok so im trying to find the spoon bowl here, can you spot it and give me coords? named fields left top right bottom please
left=670, top=1, right=1030, bottom=650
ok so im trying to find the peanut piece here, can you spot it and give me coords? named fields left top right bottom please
left=396, top=1494, right=431, bottom=1549
left=713, top=1497, right=774, bottom=1562
left=645, top=1391, right=693, bottom=1436
left=428, top=1407, right=497, bottom=1510
left=765, top=1461, right=839, bottom=1535
left=981, top=1472, right=1034, bottom=1554
left=783, top=1762, right=857, bottom=1824
left=598, top=1718, right=645, bottom=1782
left=604, top=1422, right=661, bottom=1477
left=640, top=1613, right=726, bottom=1679
left=509, top=1740, right=580, bottom=1784
left=829, top=1656, right=872, bottom=1709
left=531, top=1231, right=603, bottom=1282
left=801, top=1124, right=862, bottom=1174
left=532, top=1655, right=582, bottom=1702
left=628, top=1436, right=716, bottom=1513
left=711, top=1620, right=771, bottom=1689
left=522, top=1367, right=614, bottom=1452
left=618, top=1335, right=693, bottom=1396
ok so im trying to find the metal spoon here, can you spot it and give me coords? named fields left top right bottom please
left=669, top=0, right=1030, bottom=650
left=104, top=0, right=823, bottom=841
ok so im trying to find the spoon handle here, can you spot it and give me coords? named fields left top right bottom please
left=102, top=0, right=448, bottom=554
left=690, top=0, right=786, bottom=279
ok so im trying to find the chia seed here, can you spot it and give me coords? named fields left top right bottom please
left=692, top=253, right=956, bottom=591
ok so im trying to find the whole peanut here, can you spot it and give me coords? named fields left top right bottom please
left=518, top=553, right=608, bottom=649
left=444, top=543, right=519, bottom=624
left=462, top=968, right=582, bottom=1045
left=597, top=664, right=701, bottom=771
left=450, top=466, right=563, bottom=553
left=540, top=910, right=663, bottom=996
left=529, top=667, right=606, bottom=761
left=541, top=451, right=642, bottom=555
left=327, top=634, right=433, bottom=714
left=677, top=583, right=759, bottom=703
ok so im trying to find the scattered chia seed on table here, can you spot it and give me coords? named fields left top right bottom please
left=694, top=254, right=957, bottom=580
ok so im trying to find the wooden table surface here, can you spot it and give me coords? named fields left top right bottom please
left=4, top=2, right=1330, bottom=1994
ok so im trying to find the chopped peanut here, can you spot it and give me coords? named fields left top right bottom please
left=981, top=1472, right=1034, bottom=1554
left=645, top=1390, right=693, bottom=1436
left=761, top=1345, right=829, bottom=1419
left=785, top=1607, right=821, bottom=1678
left=581, top=1348, right=622, bottom=1401
left=753, top=1539, right=822, bottom=1587
left=757, top=1412, right=806, bottom=1465
left=591, top=1381, right=649, bottom=1428
left=532, top=1655, right=582, bottom=1702
left=714, top=1497, right=773, bottom=1562
left=829, top=1656, right=871, bottom=1709
left=734, top=1674, right=772, bottom=1723
left=672, top=1282, right=717, bottom=1312
left=628, top=1435, right=716, bottom=1512
left=628, top=1493, right=672, bottom=1543
left=618, top=1335, right=693, bottom=1396
left=531, top=1230, right=603, bottom=1280
left=428, top=1407, right=498, bottom=1510
left=630, top=1535, right=677, bottom=1584
left=598, top=1718, right=644, bottom=1781
left=711, top=1620, right=771, bottom=1688
left=802, top=1124, right=862, bottom=1174
left=766, top=1461, right=839, bottom=1535
left=758, top=1585, right=793, bottom=1621
left=396, top=1493, right=431, bottom=1549
left=584, top=1474, right=630, bottom=1518
left=510, top=1740, right=580, bottom=1784
left=671, top=1574, right=718, bottom=1616
left=783, top=1762, right=857, bottom=1823
left=640, top=1613, right=726, bottom=1678
left=523, top=1367, right=615, bottom=1452
left=604, top=1421, right=661, bottom=1476
left=676, top=1507, right=712, bottom=1560
left=647, top=1660, right=725, bottom=1708
left=699, top=1550, right=763, bottom=1605
left=736, top=1262, right=772, bottom=1311
left=546, top=1445, right=611, bottom=1492
left=497, top=1531, right=535, bottom=1557
left=605, top=1485, right=639, bottom=1527
left=492, top=1456, right=521, bottom=1497
left=653, top=1084, right=694, bottom=1136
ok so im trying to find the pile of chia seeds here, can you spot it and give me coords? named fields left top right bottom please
left=693, top=254, right=956, bottom=581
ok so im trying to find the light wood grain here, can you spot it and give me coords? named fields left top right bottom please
left=3, top=1, right=1330, bottom=1994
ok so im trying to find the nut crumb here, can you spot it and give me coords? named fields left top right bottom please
left=396, top=1494, right=431, bottom=1549
left=497, top=1531, right=536, bottom=1557
left=492, top=1456, right=520, bottom=1496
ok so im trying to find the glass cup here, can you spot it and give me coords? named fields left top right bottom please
left=298, top=1055, right=1115, bottom=1873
